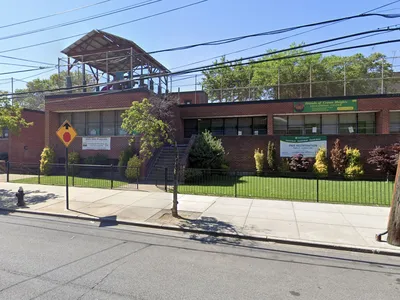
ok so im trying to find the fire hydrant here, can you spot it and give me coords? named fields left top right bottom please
left=15, top=187, right=25, bottom=207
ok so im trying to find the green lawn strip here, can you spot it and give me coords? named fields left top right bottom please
left=178, top=175, right=392, bottom=206
left=11, top=176, right=128, bottom=189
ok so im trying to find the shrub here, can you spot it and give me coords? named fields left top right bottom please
left=40, top=147, right=55, bottom=175
left=254, top=148, right=265, bottom=174
left=189, top=130, right=227, bottom=169
left=313, top=147, right=328, bottom=177
left=344, top=147, right=364, bottom=179
left=289, top=154, right=310, bottom=172
left=84, top=153, right=109, bottom=165
left=330, top=139, right=346, bottom=175
left=278, top=158, right=290, bottom=173
left=125, top=155, right=141, bottom=180
left=367, top=143, right=400, bottom=175
left=267, top=141, right=276, bottom=171
left=184, top=168, right=204, bottom=183
left=68, top=151, right=80, bottom=175
left=118, top=147, right=135, bottom=176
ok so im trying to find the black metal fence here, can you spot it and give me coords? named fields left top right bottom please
left=158, top=167, right=395, bottom=206
left=3, top=162, right=140, bottom=190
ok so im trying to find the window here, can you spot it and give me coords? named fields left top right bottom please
left=59, top=113, right=71, bottom=126
left=0, top=128, right=8, bottom=139
left=198, top=119, right=211, bottom=133
left=117, top=111, right=127, bottom=136
left=87, top=111, right=100, bottom=136
left=184, top=100, right=192, bottom=105
left=390, top=112, right=400, bottom=133
left=322, top=114, right=338, bottom=134
left=288, top=116, right=304, bottom=135
left=358, top=113, right=375, bottom=134
left=224, top=118, right=237, bottom=136
left=238, top=118, right=252, bottom=135
left=305, top=115, right=320, bottom=134
left=102, top=111, right=115, bottom=136
left=72, top=112, right=85, bottom=136
left=211, top=119, right=224, bottom=136
left=339, top=113, right=356, bottom=134
left=184, top=119, right=198, bottom=138
left=273, top=116, right=288, bottom=134
left=253, top=117, right=267, bottom=135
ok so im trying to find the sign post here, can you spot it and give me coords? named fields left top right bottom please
left=56, top=120, right=77, bottom=210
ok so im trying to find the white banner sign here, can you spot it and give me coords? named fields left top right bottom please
left=280, top=136, right=327, bottom=158
left=82, top=137, right=111, bottom=150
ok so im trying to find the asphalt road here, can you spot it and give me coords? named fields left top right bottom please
left=0, top=212, right=398, bottom=300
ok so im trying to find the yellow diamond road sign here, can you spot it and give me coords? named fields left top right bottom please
left=56, top=120, right=77, bottom=148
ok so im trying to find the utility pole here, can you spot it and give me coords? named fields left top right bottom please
left=11, top=77, right=14, bottom=105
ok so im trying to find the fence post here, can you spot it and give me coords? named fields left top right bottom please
left=6, top=161, right=9, bottom=182
left=38, top=164, right=40, bottom=184
left=136, top=167, right=139, bottom=190
left=164, top=167, right=168, bottom=192
left=316, top=177, right=319, bottom=203
left=110, top=164, right=114, bottom=189
left=234, top=170, right=238, bottom=198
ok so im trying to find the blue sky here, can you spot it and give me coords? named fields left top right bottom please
left=1, top=0, right=400, bottom=92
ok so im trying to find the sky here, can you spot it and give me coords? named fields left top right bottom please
left=1, top=0, right=400, bottom=93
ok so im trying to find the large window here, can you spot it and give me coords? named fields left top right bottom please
left=0, top=128, right=8, bottom=139
left=390, top=112, right=400, bottom=133
left=184, top=117, right=267, bottom=137
left=59, top=110, right=129, bottom=136
left=274, top=113, right=375, bottom=135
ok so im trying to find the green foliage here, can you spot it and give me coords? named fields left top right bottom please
left=84, top=153, right=109, bottom=165
left=121, top=98, right=171, bottom=162
left=344, top=147, right=364, bottom=179
left=254, top=148, right=264, bottom=174
left=40, top=147, right=55, bottom=175
left=0, top=95, right=32, bottom=135
left=278, top=158, right=290, bottom=173
left=125, top=155, right=141, bottom=180
left=118, top=147, right=135, bottom=176
left=289, top=154, right=310, bottom=172
left=313, top=148, right=328, bottom=177
left=14, top=71, right=95, bottom=110
left=189, top=130, right=227, bottom=169
left=184, top=168, right=204, bottom=183
left=330, top=139, right=347, bottom=175
left=267, top=141, right=276, bottom=171
left=68, top=151, right=80, bottom=175
left=202, top=46, right=393, bottom=101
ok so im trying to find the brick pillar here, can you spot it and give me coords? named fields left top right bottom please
left=267, top=113, right=274, bottom=135
left=377, top=109, right=390, bottom=134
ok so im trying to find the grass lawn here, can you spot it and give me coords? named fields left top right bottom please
left=178, top=175, right=394, bottom=206
left=11, top=176, right=128, bottom=189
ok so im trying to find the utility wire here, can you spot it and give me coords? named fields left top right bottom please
left=0, top=0, right=111, bottom=30
left=6, top=35, right=400, bottom=98
left=0, top=0, right=208, bottom=54
left=0, top=0, right=160, bottom=42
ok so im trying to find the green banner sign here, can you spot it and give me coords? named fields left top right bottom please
left=293, top=99, right=357, bottom=113
left=280, top=136, right=327, bottom=158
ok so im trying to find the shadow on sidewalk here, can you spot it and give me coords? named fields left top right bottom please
left=0, top=188, right=58, bottom=215
left=179, top=216, right=242, bottom=246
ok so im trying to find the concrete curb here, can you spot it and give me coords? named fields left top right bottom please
left=2, top=207, right=400, bottom=257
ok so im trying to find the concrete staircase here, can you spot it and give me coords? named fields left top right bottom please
left=146, top=145, right=188, bottom=183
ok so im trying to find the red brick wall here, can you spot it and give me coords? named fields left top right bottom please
left=0, top=140, right=8, bottom=153
left=172, top=91, right=208, bottom=104
left=8, top=110, right=45, bottom=164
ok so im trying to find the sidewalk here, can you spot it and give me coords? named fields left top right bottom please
left=0, top=182, right=397, bottom=253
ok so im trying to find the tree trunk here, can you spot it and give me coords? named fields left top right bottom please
left=171, top=142, right=179, bottom=218
left=387, top=158, right=400, bottom=246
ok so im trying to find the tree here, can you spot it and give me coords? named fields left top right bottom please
left=289, top=154, right=310, bottom=172
left=254, top=148, right=264, bottom=174
left=330, top=139, right=347, bottom=175
left=202, top=44, right=393, bottom=101
left=267, top=141, right=276, bottom=171
left=344, top=147, right=364, bottom=179
left=189, top=131, right=227, bottom=169
left=313, top=147, right=328, bottom=177
left=387, top=158, right=400, bottom=246
left=0, top=92, right=32, bottom=134
left=367, top=143, right=400, bottom=176
left=14, top=71, right=95, bottom=110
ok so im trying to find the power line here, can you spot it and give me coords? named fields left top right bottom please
left=0, top=67, right=55, bottom=77
left=0, top=0, right=111, bottom=30
left=172, top=0, right=400, bottom=70
left=0, top=0, right=160, bottom=42
left=7, top=35, right=400, bottom=99
left=0, top=0, right=208, bottom=54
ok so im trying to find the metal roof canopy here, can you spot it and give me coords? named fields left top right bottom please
left=61, top=30, right=170, bottom=77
